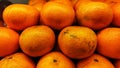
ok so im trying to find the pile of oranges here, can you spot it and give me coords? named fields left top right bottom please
left=0, top=0, right=120, bottom=68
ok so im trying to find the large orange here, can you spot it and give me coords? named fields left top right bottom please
left=40, top=1, right=75, bottom=30
left=76, top=54, right=115, bottom=68
left=114, top=60, right=120, bottom=68
left=3, top=4, right=39, bottom=30
left=97, top=27, right=120, bottom=59
left=19, top=25, right=55, bottom=57
left=112, top=3, right=120, bottom=27
left=36, top=51, right=75, bottom=68
left=0, top=27, right=19, bottom=57
left=0, top=53, right=35, bottom=68
left=76, top=2, right=113, bottom=30
left=58, top=26, right=97, bottom=59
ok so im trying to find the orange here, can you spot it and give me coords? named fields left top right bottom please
left=75, top=0, right=120, bottom=9
left=40, top=1, right=75, bottom=30
left=0, top=27, right=19, bottom=57
left=3, top=4, right=39, bottom=30
left=114, top=60, right=120, bottom=68
left=36, top=51, right=75, bottom=68
left=28, top=0, right=46, bottom=12
left=97, top=27, right=120, bottom=59
left=49, top=0, right=73, bottom=6
left=28, top=0, right=46, bottom=5
left=90, top=0, right=120, bottom=7
left=112, top=3, right=120, bottom=27
left=0, top=53, right=35, bottom=68
left=58, top=26, right=97, bottom=59
left=76, top=54, right=115, bottom=68
left=19, top=25, right=55, bottom=57
left=76, top=2, right=113, bottom=30
left=75, top=0, right=90, bottom=10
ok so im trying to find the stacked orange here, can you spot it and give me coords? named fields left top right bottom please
left=0, top=0, right=120, bottom=68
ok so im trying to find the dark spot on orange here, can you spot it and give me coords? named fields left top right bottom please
left=53, top=59, right=57, bottom=62
left=83, top=15, right=90, bottom=21
left=8, top=56, right=13, bottom=59
left=70, top=34, right=78, bottom=38
left=64, top=30, right=69, bottom=34
left=94, top=59, right=99, bottom=62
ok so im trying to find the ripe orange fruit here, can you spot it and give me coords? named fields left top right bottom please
left=76, top=54, right=115, bottom=68
left=36, top=51, right=75, bottom=68
left=19, top=25, right=55, bottom=57
left=3, top=4, right=39, bottom=30
left=28, top=0, right=46, bottom=12
left=75, top=0, right=90, bottom=10
left=97, top=27, right=120, bottom=59
left=112, top=3, right=120, bottom=26
left=0, top=53, right=35, bottom=68
left=0, top=27, right=19, bottom=57
left=75, top=0, right=120, bottom=9
left=91, top=0, right=120, bottom=7
left=114, top=60, right=120, bottom=68
left=40, top=1, right=75, bottom=30
left=50, top=0, right=73, bottom=6
left=58, top=26, right=97, bottom=59
left=76, top=2, right=113, bottom=30
left=28, top=0, right=46, bottom=5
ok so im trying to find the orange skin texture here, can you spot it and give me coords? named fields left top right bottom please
left=58, top=26, right=97, bottom=59
left=0, top=27, right=19, bottom=57
left=37, top=52, right=75, bottom=68
left=40, top=1, right=75, bottom=30
left=19, top=25, right=55, bottom=57
left=97, top=28, right=120, bottom=59
left=0, top=53, right=35, bottom=68
left=114, top=60, right=120, bottom=68
left=76, top=2, right=113, bottom=30
left=112, top=3, right=120, bottom=26
left=3, top=4, right=39, bottom=30
left=76, top=54, right=115, bottom=68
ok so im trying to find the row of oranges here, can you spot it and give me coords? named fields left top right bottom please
left=0, top=0, right=120, bottom=68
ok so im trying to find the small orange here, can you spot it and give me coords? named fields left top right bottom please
left=58, top=26, right=97, bottom=59
left=50, top=0, right=73, bottom=6
left=36, top=51, right=75, bottom=68
left=0, top=53, right=35, bottom=68
left=97, top=27, right=120, bottom=59
left=40, top=1, right=75, bottom=30
left=28, top=0, right=46, bottom=5
left=19, top=25, right=55, bottom=57
left=76, top=54, right=115, bottom=68
left=28, top=0, right=46, bottom=12
left=0, top=27, right=19, bottom=57
left=76, top=2, right=113, bottom=30
left=3, top=4, right=39, bottom=30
